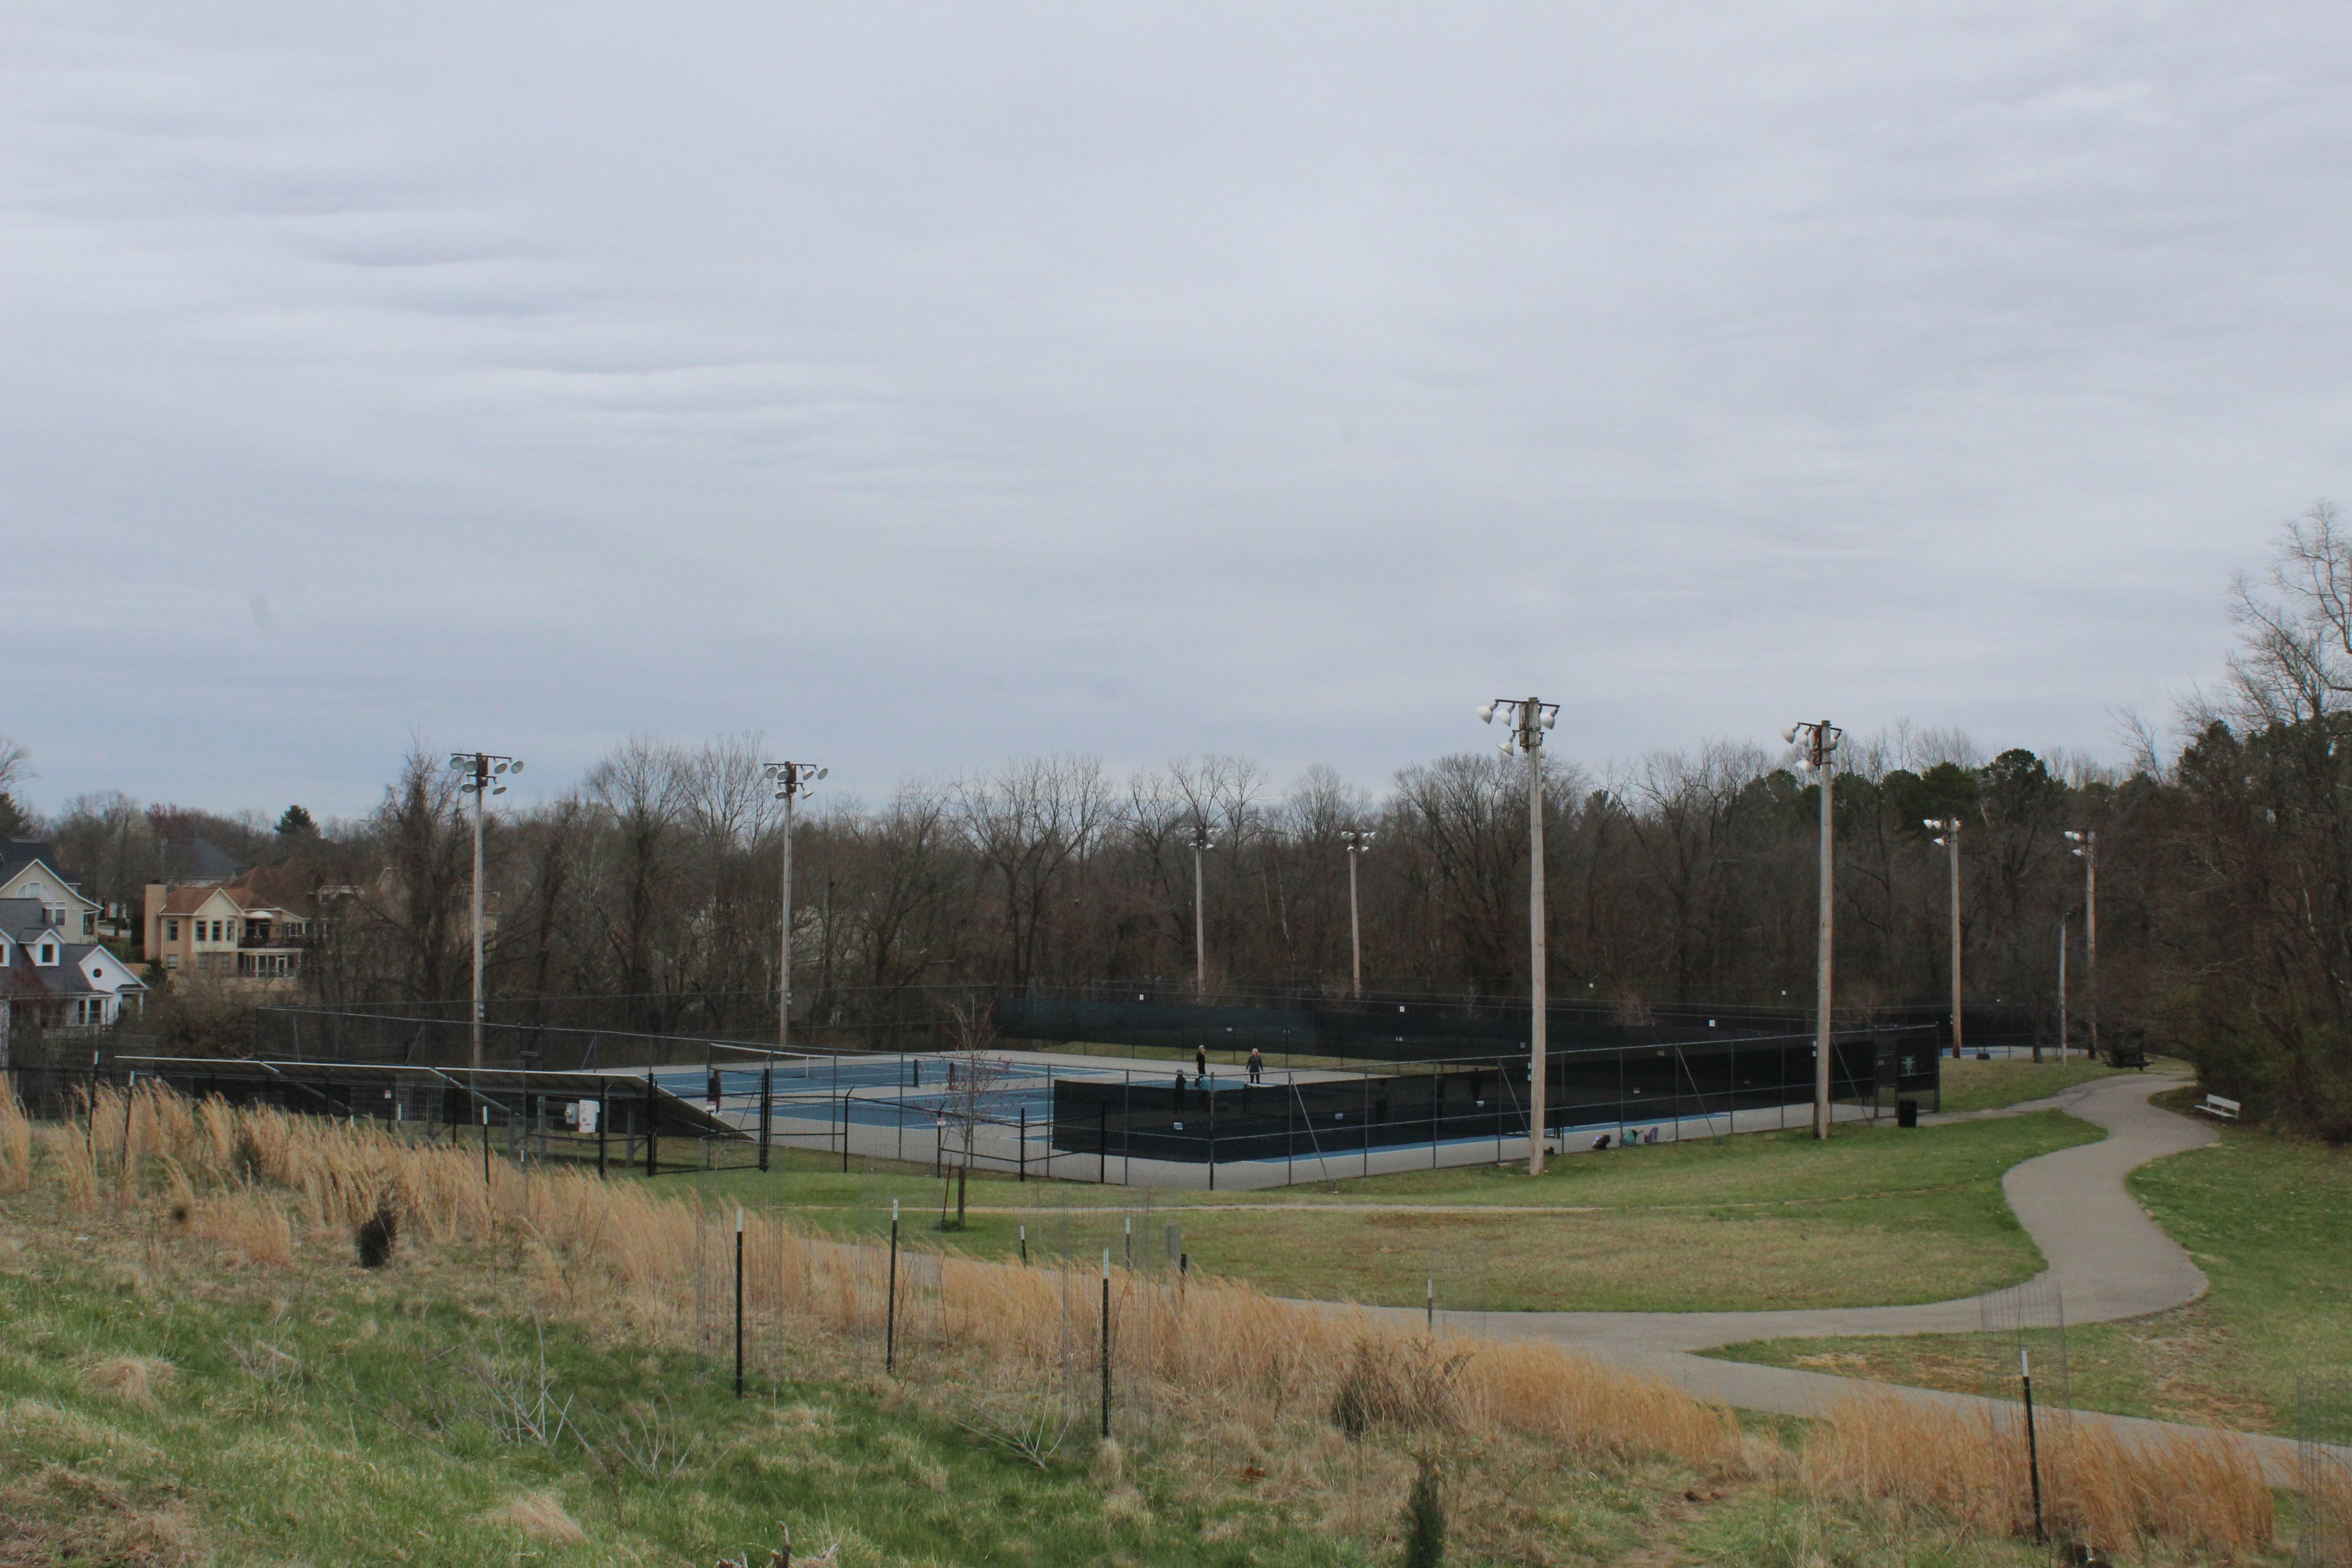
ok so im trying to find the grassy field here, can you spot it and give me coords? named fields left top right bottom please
left=671, top=1112, right=2100, bottom=1313
left=1709, top=1094, right=2352, bottom=1434
left=1933, top=1056, right=2125, bottom=1114
left=0, top=1099, right=2154, bottom=1568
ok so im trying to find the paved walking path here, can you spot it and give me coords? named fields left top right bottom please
left=1334, top=1072, right=2333, bottom=1483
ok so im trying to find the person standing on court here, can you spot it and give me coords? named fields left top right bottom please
left=1246, top=1047, right=1263, bottom=1085
left=1195, top=1042, right=1208, bottom=1079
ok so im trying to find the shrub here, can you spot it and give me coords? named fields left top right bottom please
left=355, top=1200, right=399, bottom=1268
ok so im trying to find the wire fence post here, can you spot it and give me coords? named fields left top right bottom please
left=1019, top=1105, right=1027, bottom=1182
left=885, top=1200, right=900, bottom=1375
left=597, top=1084, right=609, bottom=1177
left=644, top=1070, right=658, bottom=1177
left=734, top=1206, right=745, bottom=1400
left=480, top=1105, right=491, bottom=1186
left=2021, top=1349, right=2046, bottom=1542
left=1099, top=1249, right=1112, bottom=1439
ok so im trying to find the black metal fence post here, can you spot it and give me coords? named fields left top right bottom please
left=2021, top=1349, right=2047, bottom=1542
left=734, top=1207, right=745, bottom=1400
left=597, top=1085, right=608, bottom=1177
left=480, top=1106, right=491, bottom=1186
left=758, top=1065, right=772, bottom=1174
left=644, top=1071, right=657, bottom=1177
left=1099, top=1250, right=1112, bottom=1439
left=1018, top=1106, right=1027, bottom=1182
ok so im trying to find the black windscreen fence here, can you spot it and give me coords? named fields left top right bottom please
left=995, top=993, right=2019, bottom=1062
left=1049, top=1030, right=1938, bottom=1167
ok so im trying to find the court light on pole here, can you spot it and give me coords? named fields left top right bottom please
left=2064, top=829, right=2098, bottom=1061
left=1481, top=696, right=1558, bottom=1175
left=1340, top=827, right=1376, bottom=999
left=1924, top=818, right=1966, bottom=1060
left=764, top=761, right=827, bottom=1049
left=448, top=751, right=524, bottom=1072
left=1187, top=820, right=1215, bottom=997
left=1784, top=720, right=1841, bottom=1140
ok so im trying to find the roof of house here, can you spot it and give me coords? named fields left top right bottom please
left=225, top=858, right=322, bottom=911
left=173, top=835, right=245, bottom=884
left=0, top=937, right=144, bottom=998
left=0, top=898, right=68, bottom=943
left=0, top=840, right=94, bottom=907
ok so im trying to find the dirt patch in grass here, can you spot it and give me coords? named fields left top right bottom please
left=0, top=1464, right=207, bottom=1567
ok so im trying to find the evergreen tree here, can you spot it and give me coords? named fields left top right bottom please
left=276, top=804, right=317, bottom=837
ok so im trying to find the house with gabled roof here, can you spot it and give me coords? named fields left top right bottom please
left=143, top=859, right=328, bottom=990
left=0, top=897, right=146, bottom=1036
left=0, top=839, right=102, bottom=942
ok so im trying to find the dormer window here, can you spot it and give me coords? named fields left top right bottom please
left=37, top=942, right=57, bottom=965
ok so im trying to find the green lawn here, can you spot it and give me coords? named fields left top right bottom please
left=0, top=1208, right=1395, bottom=1567
left=1708, top=1098, right=2352, bottom=1433
left=0, top=1169, right=2081, bottom=1567
left=1933, top=1056, right=2127, bottom=1114
left=669, top=1112, right=2100, bottom=1313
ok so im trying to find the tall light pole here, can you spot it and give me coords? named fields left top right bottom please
left=1785, top=720, right=1841, bottom=1140
left=1480, top=696, right=1558, bottom=1175
left=448, top=751, right=524, bottom=1071
left=764, top=760, right=827, bottom=1050
left=1340, top=827, right=1375, bottom=999
left=1186, top=820, right=1215, bottom=997
left=1924, top=818, right=1964, bottom=1060
left=2064, top=829, right=2098, bottom=1061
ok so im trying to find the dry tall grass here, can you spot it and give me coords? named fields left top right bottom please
left=0, top=1076, right=31, bottom=1196
left=12, top=1084, right=2284, bottom=1556
left=1802, top=1391, right=2272, bottom=1556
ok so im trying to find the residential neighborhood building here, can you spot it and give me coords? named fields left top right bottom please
left=0, top=896, right=147, bottom=1033
left=0, top=838, right=103, bottom=941
left=143, top=860, right=324, bottom=990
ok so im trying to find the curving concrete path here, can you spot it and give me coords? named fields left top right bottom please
left=1335, top=1072, right=2336, bottom=1482
left=1464, top=1070, right=2216, bottom=1358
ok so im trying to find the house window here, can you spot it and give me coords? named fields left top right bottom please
left=83, top=913, right=94, bottom=935
left=165, top=955, right=179, bottom=970
left=38, top=943, right=56, bottom=965
left=166, top=919, right=179, bottom=941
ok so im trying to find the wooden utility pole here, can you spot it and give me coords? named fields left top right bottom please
left=1480, top=696, right=1556, bottom=1175
left=1789, top=720, right=1841, bottom=1140
left=1926, top=818, right=1964, bottom=1058
left=1189, top=821, right=1213, bottom=997
left=2067, top=830, right=2098, bottom=1061
left=1341, top=828, right=1374, bottom=998
left=766, top=760, right=827, bottom=1050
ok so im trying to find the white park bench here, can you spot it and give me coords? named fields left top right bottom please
left=2196, top=1093, right=2240, bottom=1120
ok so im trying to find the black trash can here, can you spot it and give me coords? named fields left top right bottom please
left=1896, top=1097, right=1920, bottom=1129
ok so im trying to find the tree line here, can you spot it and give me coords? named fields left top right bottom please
left=20, top=508, right=2352, bottom=1136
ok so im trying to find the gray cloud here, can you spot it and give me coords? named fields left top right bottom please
left=4, top=2, right=2347, bottom=813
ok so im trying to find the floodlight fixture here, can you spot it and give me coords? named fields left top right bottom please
left=766, top=760, right=828, bottom=1048
left=1474, top=695, right=1558, bottom=1174
left=448, top=750, right=524, bottom=1070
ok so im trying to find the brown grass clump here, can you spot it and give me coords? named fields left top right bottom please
left=187, top=1191, right=295, bottom=1269
left=86, top=1357, right=177, bottom=1410
left=0, top=1076, right=31, bottom=1196
left=480, top=1491, right=587, bottom=1542
left=1801, top=1391, right=2272, bottom=1556
left=0, top=1464, right=206, bottom=1567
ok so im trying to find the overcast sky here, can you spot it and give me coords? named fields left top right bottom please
left=6, top=3, right=2347, bottom=818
